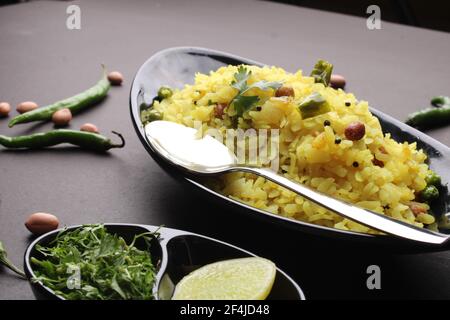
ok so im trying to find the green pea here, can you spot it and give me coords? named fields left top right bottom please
left=157, top=86, right=173, bottom=100
left=148, top=109, right=162, bottom=121
left=140, top=102, right=150, bottom=111
left=425, top=171, right=441, bottom=186
left=420, top=185, right=439, bottom=201
left=141, top=108, right=163, bottom=124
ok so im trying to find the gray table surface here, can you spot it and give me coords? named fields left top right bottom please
left=1, top=0, right=449, bottom=300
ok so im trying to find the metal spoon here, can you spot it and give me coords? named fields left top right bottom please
left=145, top=120, right=449, bottom=245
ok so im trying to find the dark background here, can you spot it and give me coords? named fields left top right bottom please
left=2, top=0, right=450, bottom=32
left=276, top=0, right=450, bottom=32
left=0, top=0, right=449, bottom=300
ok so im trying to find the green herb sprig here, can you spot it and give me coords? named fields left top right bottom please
left=231, top=66, right=283, bottom=118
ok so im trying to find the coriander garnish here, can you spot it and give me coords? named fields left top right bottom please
left=31, top=224, right=158, bottom=300
left=230, top=66, right=282, bottom=118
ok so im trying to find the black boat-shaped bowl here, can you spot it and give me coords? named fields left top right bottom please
left=129, top=47, right=450, bottom=247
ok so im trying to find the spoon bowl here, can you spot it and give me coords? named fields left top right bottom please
left=24, top=224, right=305, bottom=300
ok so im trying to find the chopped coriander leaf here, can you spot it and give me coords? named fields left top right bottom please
left=298, top=92, right=330, bottom=119
left=310, top=59, right=333, bottom=86
left=31, top=224, right=158, bottom=300
left=249, top=80, right=286, bottom=92
left=230, top=66, right=283, bottom=118
left=231, top=66, right=251, bottom=90
left=233, top=96, right=260, bottom=118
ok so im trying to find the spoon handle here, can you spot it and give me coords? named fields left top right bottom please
left=238, top=167, right=448, bottom=245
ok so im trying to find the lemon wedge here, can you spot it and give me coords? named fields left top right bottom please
left=172, top=257, right=276, bottom=300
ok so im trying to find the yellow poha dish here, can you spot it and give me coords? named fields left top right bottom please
left=144, top=63, right=438, bottom=234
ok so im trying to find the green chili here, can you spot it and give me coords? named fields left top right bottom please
left=310, top=59, right=333, bottom=86
left=8, top=66, right=111, bottom=128
left=298, top=92, right=330, bottom=119
left=431, top=96, right=450, bottom=108
left=405, top=106, right=450, bottom=129
left=0, top=130, right=125, bottom=151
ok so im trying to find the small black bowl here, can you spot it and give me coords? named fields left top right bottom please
left=24, top=223, right=305, bottom=300
left=129, top=47, right=450, bottom=249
